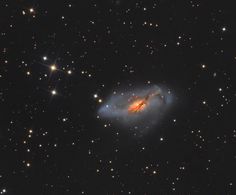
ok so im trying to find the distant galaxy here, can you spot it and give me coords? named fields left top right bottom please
left=98, top=85, right=173, bottom=131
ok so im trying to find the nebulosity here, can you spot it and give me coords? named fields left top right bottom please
left=98, top=85, right=174, bottom=131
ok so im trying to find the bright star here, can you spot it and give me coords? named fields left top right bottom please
left=50, top=64, right=57, bottom=71
left=51, top=90, right=57, bottom=95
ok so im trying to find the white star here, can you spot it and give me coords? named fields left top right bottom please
left=1, top=189, right=6, bottom=194
left=50, top=65, right=57, bottom=71
left=29, top=8, right=34, bottom=13
left=51, top=90, right=57, bottom=95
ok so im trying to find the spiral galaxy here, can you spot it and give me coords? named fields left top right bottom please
left=98, top=85, right=173, bottom=131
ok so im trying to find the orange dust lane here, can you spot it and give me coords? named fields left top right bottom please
left=128, top=99, right=148, bottom=113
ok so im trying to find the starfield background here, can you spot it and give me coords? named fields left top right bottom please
left=0, top=0, right=236, bottom=194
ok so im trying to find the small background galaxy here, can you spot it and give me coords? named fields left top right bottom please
left=0, top=0, right=236, bottom=194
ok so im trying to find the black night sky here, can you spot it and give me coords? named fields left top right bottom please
left=0, top=0, right=236, bottom=194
